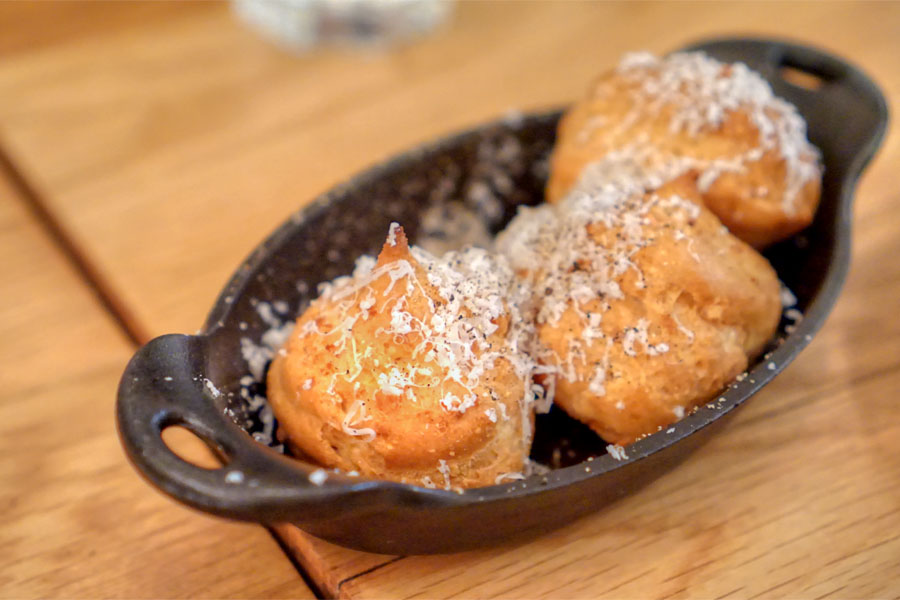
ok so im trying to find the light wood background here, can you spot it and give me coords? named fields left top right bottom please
left=1, top=2, right=898, bottom=598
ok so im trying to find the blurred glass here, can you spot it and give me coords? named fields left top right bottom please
left=232, top=0, right=454, bottom=51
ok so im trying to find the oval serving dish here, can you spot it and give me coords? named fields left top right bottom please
left=117, top=38, right=887, bottom=555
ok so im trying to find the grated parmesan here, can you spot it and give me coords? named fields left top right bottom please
left=497, top=178, right=697, bottom=394
left=580, top=51, right=822, bottom=214
left=606, top=444, right=629, bottom=461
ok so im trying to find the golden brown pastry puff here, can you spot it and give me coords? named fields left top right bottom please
left=267, top=225, right=541, bottom=490
left=497, top=175, right=781, bottom=446
left=546, top=51, right=822, bottom=249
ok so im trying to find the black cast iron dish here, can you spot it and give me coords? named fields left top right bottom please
left=118, top=38, right=887, bottom=554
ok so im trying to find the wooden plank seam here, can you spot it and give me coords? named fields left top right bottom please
left=336, top=557, right=407, bottom=596
left=268, top=526, right=330, bottom=599
left=0, top=143, right=150, bottom=345
left=0, top=139, right=332, bottom=598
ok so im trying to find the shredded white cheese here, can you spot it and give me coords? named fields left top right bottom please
left=590, top=51, right=822, bottom=213
left=309, top=469, right=328, bottom=486
left=606, top=444, right=629, bottom=461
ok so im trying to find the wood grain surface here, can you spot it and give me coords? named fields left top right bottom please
left=0, top=177, right=313, bottom=597
left=1, top=1, right=898, bottom=598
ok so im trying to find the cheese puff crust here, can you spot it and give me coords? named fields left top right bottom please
left=267, top=226, right=536, bottom=489
left=547, top=51, right=822, bottom=249
left=498, top=176, right=781, bottom=445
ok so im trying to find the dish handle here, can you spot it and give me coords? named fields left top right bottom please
left=684, top=37, right=889, bottom=184
left=116, top=334, right=381, bottom=524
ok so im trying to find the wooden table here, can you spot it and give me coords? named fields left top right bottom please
left=1, top=2, right=898, bottom=598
